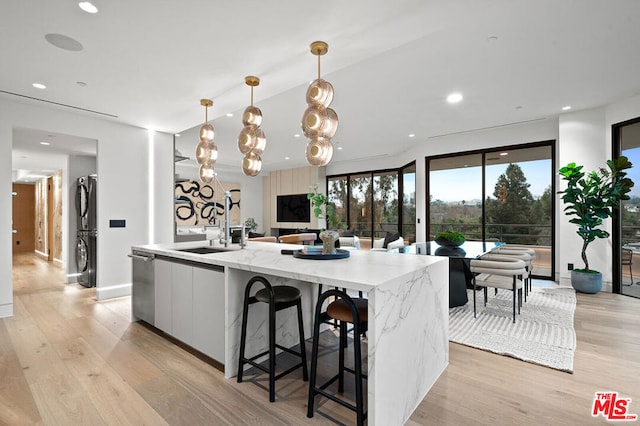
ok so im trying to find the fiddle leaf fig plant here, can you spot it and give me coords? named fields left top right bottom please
left=307, top=184, right=340, bottom=230
left=558, top=156, right=634, bottom=272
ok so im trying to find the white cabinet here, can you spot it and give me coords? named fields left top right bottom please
left=154, top=259, right=172, bottom=333
left=171, top=262, right=193, bottom=345
left=192, top=266, right=225, bottom=361
left=151, top=258, right=225, bottom=364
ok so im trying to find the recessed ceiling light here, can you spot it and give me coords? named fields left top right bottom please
left=500, top=152, right=508, bottom=156
left=487, top=35, right=499, bottom=43
left=447, top=92, right=463, bottom=104
left=40, top=141, right=51, bottom=146
left=408, top=134, right=415, bottom=138
left=562, top=106, right=572, bottom=111
left=45, top=33, right=83, bottom=51
left=337, top=146, right=343, bottom=150
left=294, top=134, right=301, bottom=138
left=226, top=113, right=233, bottom=117
left=78, top=2, right=98, bottom=13
left=76, top=81, right=87, bottom=87
left=515, top=105, right=523, bottom=110
left=33, top=83, right=46, bottom=89
left=285, top=156, right=290, bottom=160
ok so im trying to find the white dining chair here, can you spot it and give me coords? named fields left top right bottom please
left=470, top=255, right=527, bottom=323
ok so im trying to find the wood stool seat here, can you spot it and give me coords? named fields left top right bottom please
left=326, top=297, right=368, bottom=322
left=308, top=289, right=367, bottom=425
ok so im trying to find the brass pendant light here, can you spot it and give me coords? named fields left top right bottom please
left=195, top=98, right=217, bottom=183
left=237, top=76, right=264, bottom=176
left=302, top=41, right=338, bottom=166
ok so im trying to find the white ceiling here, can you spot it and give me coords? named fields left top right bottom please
left=5, top=0, right=640, bottom=179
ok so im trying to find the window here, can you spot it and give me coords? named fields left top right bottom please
left=427, top=142, right=554, bottom=279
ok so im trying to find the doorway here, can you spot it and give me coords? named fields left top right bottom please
left=613, top=117, right=640, bottom=298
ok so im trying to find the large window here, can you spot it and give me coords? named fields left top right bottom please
left=614, top=117, right=640, bottom=298
left=427, top=143, right=554, bottom=279
left=327, top=162, right=414, bottom=248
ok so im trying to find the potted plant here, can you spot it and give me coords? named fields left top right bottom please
left=308, top=184, right=341, bottom=254
left=558, top=156, right=634, bottom=293
left=244, top=217, right=258, bottom=232
left=434, top=231, right=466, bottom=248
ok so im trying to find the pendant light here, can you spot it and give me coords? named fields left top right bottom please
left=302, top=41, right=338, bottom=166
left=237, top=76, right=264, bottom=176
left=196, top=98, right=217, bottom=183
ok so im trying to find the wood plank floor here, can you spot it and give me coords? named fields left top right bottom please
left=2, top=253, right=639, bottom=425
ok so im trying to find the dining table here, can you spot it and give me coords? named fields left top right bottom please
left=393, top=240, right=505, bottom=307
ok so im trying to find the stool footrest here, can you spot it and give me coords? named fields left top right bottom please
left=314, top=387, right=367, bottom=420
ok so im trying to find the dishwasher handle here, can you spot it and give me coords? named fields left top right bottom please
left=128, top=253, right=155, bottom=262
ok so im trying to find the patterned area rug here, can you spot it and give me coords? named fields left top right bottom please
left=449, top=286, right=577, bottom=373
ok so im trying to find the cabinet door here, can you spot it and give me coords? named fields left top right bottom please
left=171, top=262, right=193, bottom=345
left=192, top=266, right=225, bottom=362
left=154, top=259, right=172, bottom=333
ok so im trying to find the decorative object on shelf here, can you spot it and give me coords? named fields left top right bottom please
left=434, top=231, right=466, bottom=248
left=244, top=217, right=257, bottom=232
left=301, top=41, right=338, bottom=167
left=237, top=76, right=265, bottom=176
left=308, top=183, right=341, bottom=254
left=195, top=98, right=217, bottom=183
left=558, top=156, right=634, bottom=293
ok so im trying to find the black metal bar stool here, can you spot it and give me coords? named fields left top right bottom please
left=237, top=275, right=308, bottom=402
left=307, top=289, right=368, bottom=425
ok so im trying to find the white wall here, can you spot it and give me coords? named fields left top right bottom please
left=1, top=96, right=174, bottom=316
left=557, top=108, right=608, bottom=284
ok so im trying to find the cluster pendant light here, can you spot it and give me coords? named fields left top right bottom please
left=301, top=41, right=338, bottom=166
left=195, top=99, right=217, bottom=183
left=237, top=76, right=265, bottom=176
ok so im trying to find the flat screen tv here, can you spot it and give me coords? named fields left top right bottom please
left=277, top=194, right=310, bottom=223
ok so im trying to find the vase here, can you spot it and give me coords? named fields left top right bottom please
left=570, top=270, right=602, bottom=293
left=320, top=230, right=339, bottom=255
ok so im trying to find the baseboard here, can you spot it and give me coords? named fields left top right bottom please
left=0, top=303, right=14, bottom=319
left=96, top=283, right=132, bottom=301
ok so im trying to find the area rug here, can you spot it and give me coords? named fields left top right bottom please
left=449, top=286, right=577, bottom=373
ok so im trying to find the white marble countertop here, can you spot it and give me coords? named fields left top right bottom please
left=132, top=240, right=446, bottom=293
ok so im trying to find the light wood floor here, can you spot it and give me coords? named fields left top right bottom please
left=2, top=253, right=639, bottom=425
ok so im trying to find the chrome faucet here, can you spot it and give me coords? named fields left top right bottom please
left=220, top=190, right=231, bottom=247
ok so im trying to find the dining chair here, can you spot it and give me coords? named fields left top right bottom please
left=622, top=248, right=634, bottom=286
left=470, top=255, right=527, bottom=323
left=486, top=249, right=533, bottom=301
left=278, top=233, right=318, bottom=245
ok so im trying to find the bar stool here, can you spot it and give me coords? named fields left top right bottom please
left=307, top=289, right=368, bottom=425
left=237, top=276, right=308, bottom=402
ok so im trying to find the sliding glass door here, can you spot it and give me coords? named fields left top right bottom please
left=614, top=118, right=640, bottom=298
left=327, top=162, right=413, bottom=250
left=427, top=142, right=554, bottom=279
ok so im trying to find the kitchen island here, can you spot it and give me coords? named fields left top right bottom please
left=131, top=240, right=449, bottom=425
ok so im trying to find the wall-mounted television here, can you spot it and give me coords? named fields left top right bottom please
left=277, top=194, right=310, bottom=223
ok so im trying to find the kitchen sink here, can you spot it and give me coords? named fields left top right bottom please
left=176, top=246, right=229, bottom=254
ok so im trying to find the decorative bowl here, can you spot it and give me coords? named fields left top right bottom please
left=435, top=236, right=465, bottom=248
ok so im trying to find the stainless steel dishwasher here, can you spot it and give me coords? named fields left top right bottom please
left=129, top=250, right=155, bottom=324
